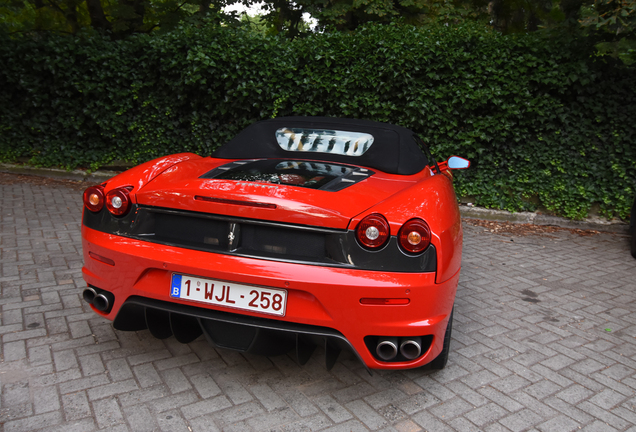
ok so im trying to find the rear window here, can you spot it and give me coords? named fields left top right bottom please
left=276, top=128, right=374, bottom=157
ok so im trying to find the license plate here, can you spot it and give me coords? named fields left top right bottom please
left=170, top=274, right=287, bottom=317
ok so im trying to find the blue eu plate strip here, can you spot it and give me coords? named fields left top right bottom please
left=170, top=274, right=182, bottom=298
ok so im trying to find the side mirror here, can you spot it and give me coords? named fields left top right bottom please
left=447, top=156, right=470, bottom=170
left=438, top=156, right=470, bottom=172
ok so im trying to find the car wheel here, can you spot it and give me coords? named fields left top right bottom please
left=427, top=306, right=454, bottom=370
left=630, top=195, right=636, bottom=259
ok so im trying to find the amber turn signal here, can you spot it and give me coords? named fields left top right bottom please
left=83, top=186, right=105, bottom=213
left=398, top=218, right=431, bottom=254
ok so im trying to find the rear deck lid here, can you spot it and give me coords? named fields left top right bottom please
left=134, top=158, right=423, bottom=229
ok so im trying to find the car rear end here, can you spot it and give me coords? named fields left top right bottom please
left=81, top=155, right=461, bottom=370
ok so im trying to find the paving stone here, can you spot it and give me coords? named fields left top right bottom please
left=161, top=368, right=192, bottom=394
left=581, top=420, right=621, bottom=432
left=271, top=413, right=333, bottom=431
left=0, top=401, right=33, bottom=420
left=313, top=394, right=354, bottom=423
left=463, top=403, right=509, bottom=428
left=346, top=399, right=388, bottom=430
left=118, top=385, right=169, bottom=408
left=133, top=363, right=163, bottom=388
left=123, top=406, right=158, bottom=432
left=213, top=400, right=265, bottom=425
left=577, top=400, right=632, bottom=430
left=79, top=353, right=106, bottom=377
left=363, top=388, right=408, bottom=410
left=428, top=395, right=474, bottom=419
left=2, top=379, right=31, bottom=406
left=245, top=406, right=300, bottom=430
left=320, top=418, right=369, bottom=432
left=2, top=411, right=63, bottom=432
left=180, top=395, right=232, bottom=419
left=93, top=397, right=124, bottom=429
left=3, top=340, right=27, bottom=361
left=250, top=383, right=287, bottom=411
left=44, top=417, right=97, bottom=432
left=536, top=414, right=581, bottom=432
left=279, top=388, right=320, bottom=417
left=188, top=413, right=222, bottom=432
left=105, top=358, right=133, bottom=382
left=499, top=408, right=544, bottom=432
left=32, top=385, right=60, bottom=414
left=156, top=409, right=191, bottom=432
left=215, top=373, right=254, bottom=404
left=86, top=378, right=138, bottom=401
left=61, top=391, right=91, bottom=421
left=588, top=389, right=628, bottom=410
left=411, top=410, right=455, bottom=432
left=190, top=372, right=222, bottom=399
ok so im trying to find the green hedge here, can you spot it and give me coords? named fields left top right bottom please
left=1, top=23, right=635, bottom=219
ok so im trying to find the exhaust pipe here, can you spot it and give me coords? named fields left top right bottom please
left=376, top=337, right=398, bottom=361
left=400, top=337, right=422, bottom=360
left=82, top=287, right=97, bottom=304
left=93, top=292, right=114, bottom=313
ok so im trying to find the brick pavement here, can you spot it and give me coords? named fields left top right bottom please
left=1, top=178, right=636, bottom=431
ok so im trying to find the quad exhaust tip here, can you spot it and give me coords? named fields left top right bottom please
left=82, top=287, right=97, bottom=304
left=399, top=337, right=422, bottom=360
left=82, top=287, right=114, bottom=313
left=93, top=293, right=111, bottom=312
left=375, top=336, right=423, bottom=361
left=376, top=337, right=399, bottom=361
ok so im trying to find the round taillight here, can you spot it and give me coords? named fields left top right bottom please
left=356, top=214, right=390, bottom=249
left=83, top=186, right=105, bottom=212
left=105, top=188, right=131, bottom=216
left=398, top=218, right=431, bottom=254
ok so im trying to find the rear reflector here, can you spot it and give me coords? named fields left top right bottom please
left=360, top=298, right=410, bottom=305
left=89, top=252, right=115, bottom=266
left=195, top=196, right=277, bottom=209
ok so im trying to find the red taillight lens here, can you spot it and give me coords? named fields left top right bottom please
left=105, top=187, right=131, bottom=216
left=398, top=218, right=431, bottom=254
left=356, top=213, right=390, bottom=249
left=83, top=186, right=105, bottom=212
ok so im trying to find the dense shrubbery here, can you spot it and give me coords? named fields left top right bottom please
left=0, top=23, right=634, bottom=219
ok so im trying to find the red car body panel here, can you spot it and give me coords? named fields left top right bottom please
left=104, top=152, right=203, bottom=192
left=81, top=117, right=466, bottom=370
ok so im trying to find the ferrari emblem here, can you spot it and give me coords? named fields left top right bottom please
left=227, top=223, right=240, bottom=251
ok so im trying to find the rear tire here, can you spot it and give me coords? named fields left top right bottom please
left=427, top=307, right=454, bottom=370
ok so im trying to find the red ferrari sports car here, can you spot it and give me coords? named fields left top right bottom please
left=81, top=117, right=469, bottom=371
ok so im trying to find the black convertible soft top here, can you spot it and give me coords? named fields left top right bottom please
left=212, top=117, right=429, bottom=175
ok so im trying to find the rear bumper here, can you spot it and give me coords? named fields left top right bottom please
left=82, top=226, right=458, bottom=370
